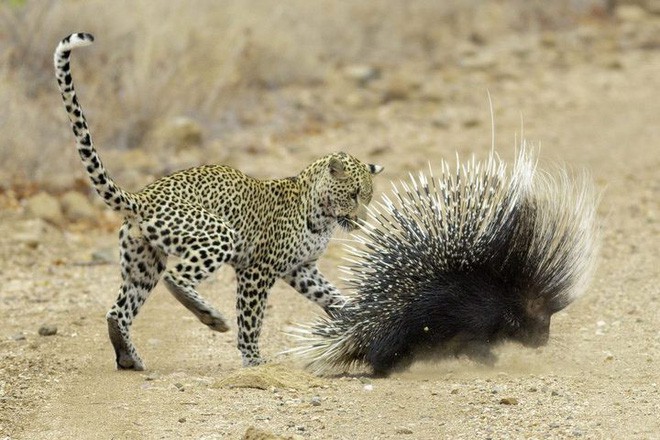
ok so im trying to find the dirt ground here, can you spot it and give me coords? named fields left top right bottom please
left=1, top=6, right=659, bottom=440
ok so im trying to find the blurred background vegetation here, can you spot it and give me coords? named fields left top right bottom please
left=0, top=0, right=652, bottom=194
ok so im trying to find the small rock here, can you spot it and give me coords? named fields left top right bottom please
left=243, top=426, right=292, bottom=440
left=491, top=385, right=505, bottom=394
left=38, top=325, right=57, bottom=336
left=91, top=247, right=118, bottom=264
left=178, top=417, right=186, bottom=423
left=60, top=191, right=96, bottom=222
left=343, top=64, right=381, bottom=86
left=432, top=114, right=452, bottom=129
left=174, top=382, right=185, bottom=391
left=10, top=333, right=26, bottom=341
left=395, top=428, right=414, bottom=435
left=310, top=396, right=322, bottom=406
left=380, top=76, right=413, bottom=103
left=499, top=397, right=519, bottom=405
left=363, top=384, right=374, bottom=392
left=25, top=192, right=64, bottom=225
left=463, top=117, right=481, bottom=128
left=459, top=52, right=497, bottom=70
left=602, top=57, right=624, bottom=70
left=14, top=233, right=41, bottom=249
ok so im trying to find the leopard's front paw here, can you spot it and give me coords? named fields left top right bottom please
left=242, top=356, right=267, bottom=368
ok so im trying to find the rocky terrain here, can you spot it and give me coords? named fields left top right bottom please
left=1, top=2, right=659, bottom=439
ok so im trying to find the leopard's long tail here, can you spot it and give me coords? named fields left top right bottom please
left=54, top=33, right=137, bottom=215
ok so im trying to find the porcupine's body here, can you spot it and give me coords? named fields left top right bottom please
left=290, top=147, right=599, bottom=376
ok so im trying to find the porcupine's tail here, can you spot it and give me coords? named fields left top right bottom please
left=54, top=33, right=137, bottom=215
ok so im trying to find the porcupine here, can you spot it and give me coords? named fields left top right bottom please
left=288, top=145, right=599, bottom=376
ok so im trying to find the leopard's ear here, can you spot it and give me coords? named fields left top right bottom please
left=329, top=157, right=346, bottom=179
left=368, top=164, right=384, bottom=175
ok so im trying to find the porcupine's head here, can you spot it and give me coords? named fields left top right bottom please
left=493, top=164, right=600, bottom=349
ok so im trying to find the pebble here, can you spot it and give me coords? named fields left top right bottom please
left=491, top=385, right=505, bottom=394
left=13, top=233, right=40, bottom=250
left=380, top=76, right=413, bottom=103
left=432, top=114, right=452, bottom=129
left=499, top=397, right=519, bottom=405
left=38, top=325, right=57, bottom=336
left=459, top=52, right=497, bottom=70
left=462, top=117, right=482, bottom=128
left=10, top=333, right=26, bottom=341
left=91, top=247, right=118, bottom=264
left=343, top=64, right=381, bottom=86
left=395, top=427, right=414, bottom=434
left=310, top=396, right=322, bottom=406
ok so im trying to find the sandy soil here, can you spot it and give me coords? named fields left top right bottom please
left=1, top=11, right=659, bottom=440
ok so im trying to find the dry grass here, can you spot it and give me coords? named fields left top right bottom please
left=0, top=0, right=605, bottom=187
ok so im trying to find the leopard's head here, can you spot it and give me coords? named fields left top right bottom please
left=322, top=152, right=383, bottom=231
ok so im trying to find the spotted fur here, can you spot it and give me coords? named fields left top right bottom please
left=54, top=33, right=383, bottom=370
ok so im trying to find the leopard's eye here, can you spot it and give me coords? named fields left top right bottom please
left=352, top=188, right=360, bottom=201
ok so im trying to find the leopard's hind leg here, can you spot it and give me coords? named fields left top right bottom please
left=140, top=206, right=235, bottom=333
left=107, top=219, right=167, bottom=370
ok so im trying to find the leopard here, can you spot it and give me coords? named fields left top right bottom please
left=54, top=32, right=383, bottom=370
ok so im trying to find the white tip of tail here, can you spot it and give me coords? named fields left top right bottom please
left=57, top=33, right=95, bottom=52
